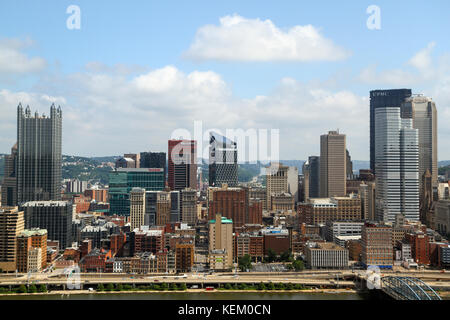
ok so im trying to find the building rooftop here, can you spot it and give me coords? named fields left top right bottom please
left=209, top=217, right=233, bottom=224
left=19, top=228, right=47, bottom=237
left=21, top=201, right=70, bottom=207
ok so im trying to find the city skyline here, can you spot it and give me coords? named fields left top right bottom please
left=0, top=2, right=450, bottom=161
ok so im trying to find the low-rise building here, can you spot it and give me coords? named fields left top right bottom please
left=305, top=242, right=349, bottom=269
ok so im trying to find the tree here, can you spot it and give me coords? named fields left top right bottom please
left=266, top=282, right=275, bottom=291
left=258, top=283, right=266, bottom=291
left=179, top=283, right=187, bottom=291
left=266, top=249, right=277, bottom=263
left=224, top=283, right=232, bottom=290
left=292, top=260, right=305, bottom=271
left=280, top=250, right=293, bottom=262
left=106, top=283, right=114, bottom=291
left=38, top=284, right=47, bottom=293
left=170, top=283, right=178, bottom=291
left=239, top=283, right=248, bottom=290
left=28, top=284, right=37, bottom=293
left=115, top=284, right=123, bottom=291
left=17, top=285, right=27, bottom=293
left=238, top=254, right=252, bottom=272
left=161, top=283, right=169, bottom=291
left=97, top=283, right=104, bottom=291
left=286, top=283, right=294, bottom=291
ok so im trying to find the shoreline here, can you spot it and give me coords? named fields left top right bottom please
left=0, top=288, right=360, bottom=297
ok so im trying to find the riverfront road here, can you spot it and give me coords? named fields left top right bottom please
left=0, top=270, right=449, bottom=290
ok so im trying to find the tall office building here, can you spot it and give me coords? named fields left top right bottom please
left=361, top=222, right=393, bottom=269
left=140, top=152, right=166, bottom=179
left=265, top=163, right=288, bottom=210
left=181, top=188, right=197, bottom=225
left=287, top=166, right=299, bottom=204
left=208, top=132, right=238, bottom=187
left=319, top=131, right=346, bottom=198
left=16, top=103, right=62, bottom=204
left=169, top=190, right=181, bottom=223
left=370, top=89, right=412, bottom=173
left=168, top=140, right=197, bottom=191
left=0, top=207, right=24, bottom=272
left=1, top=144, right=17, bottom=206
left=108, top=168, right=165, bottom=216
left=374, top=107, right=419, bottom=222
left=401, top=95, right=438, bottom=201
left=130, top=188, right=146, bottom=230
left=16, top=228, right=47, bottom=273
left=208, top=213, right=233, bottom=268
left=302, top=156, right=320, bottom=201
left=21, top=201, right=73, bottom=249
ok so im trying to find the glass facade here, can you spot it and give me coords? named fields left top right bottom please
left=108, top=168, right=165, bottom=216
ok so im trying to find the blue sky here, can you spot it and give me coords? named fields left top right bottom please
left=0, top=1, right=449, bottom=160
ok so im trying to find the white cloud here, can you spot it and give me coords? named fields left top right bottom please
left=0, top=38, right=46, bottom=74
left=0, top=65, right=369, bottom=160
left=184, top=14, right=350, bottom=62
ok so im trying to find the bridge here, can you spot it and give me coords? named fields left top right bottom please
left=381, top=276, right=442, bottom=300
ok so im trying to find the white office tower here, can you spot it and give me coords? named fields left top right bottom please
left=401, top=95, right=438, bottom=192
left=375, top=107, right=419, bottom=222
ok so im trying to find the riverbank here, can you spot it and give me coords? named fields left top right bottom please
left=0, top=287, right=359, bottom=297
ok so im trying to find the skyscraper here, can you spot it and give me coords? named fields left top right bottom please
left=168, top=140, right=197, bottom=191
left=302, top=156, right=320, bottom=201
left=265, top=163, right=288, bottom=210
left=0, top=207, right=24, bottom=272
left=1, top=143, right=17, bottom=207
left=374, top=107, right=419, bottom=222
left=400, top=95, right=438, bottom=199
left=16, top=103, right=62, bottom=204
left=209, top=132, right=238, bottom=187
left=319, top=131, right=346, bottom=198
left=370, top=89, right=412, bottom=173
left=140, top=152, right=166, bottom=179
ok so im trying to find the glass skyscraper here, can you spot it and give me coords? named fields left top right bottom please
left=370, top=89, right=412, bottom=174
left=209, top=132, right=238, bottom=187
left=375, top=107, right=419, bottom=222
left=16, top=103, right=62, bottom=204
left=108, top=168, right=165, bottom=216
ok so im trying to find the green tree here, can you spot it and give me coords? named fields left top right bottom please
left=161, top=283, right=169, bottom=291
left=38, top=284, right=47, bottom=293
left=286, top=283, right=294, bottom=291
left=17, top=285, right=27, bottom=293
left=170, top=283, right=178, bottom=291
left=153, top=284, right=161, bottom=291
left=97, top=283, right=104, bottom=291
left=239, top=283, right=248, bottom=290
left=123, top=284, right=132, bottom=291
left=115, top=284, right=123, bottom=291
left=224, top=283, right=232, bottom=290
left=266, top=282, right=275, bottom=291
left=105, top=283, right=114, bottom=291
left=180, top=283, right=187, bottom=291
left=280, top=250, right=293, bottom=262
left=28, top=284, right=37, bottom=293
left=266, top=249, right=277, bottom=263
left=238, top=254, right=252, bottom=272
left=292, top=260, right=305, bottom=271
left=258, top=282, right=266, bottom=291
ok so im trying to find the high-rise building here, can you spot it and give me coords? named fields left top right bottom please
left=208, top=132, right=238, bottom=187
left=287, top=166, right=299, bottom=204
left=303, top=156, right=320, bottom=200
left=370, top=89, right=412, bottom=173
left=346, top=149, right=353, bottom=179
left=168, top=140, right=197, bottom=191
left=130, top=188, right=146, bottom=231
left=359, top=182, right=376, bottom=221
left=169, top=190, right=181, bottom=223
left=21, top=201, right=73, bottom=249
left=319, top=131, right=346, bottom=198
left=16, top=103, right=62, bottom=204
left=140, top=152, right=166, bottom=179
left=266, top=163, right=288, bottom=210
left=1, top=144, right=17, bottom=207
left=175, top=242, right=194, bottom=273
left=0, top=207, right=24, bottom=272
left=374, top=107, right=419, bottom=222
left=209, top=213, right=233, bottom=268
left=208, top=186, right=248, bottom=229
left=401, top=95, right=438, bottom=218
left=108, top=168, right=165, bottom=216
left=181, top=188, right=197, bottom=225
